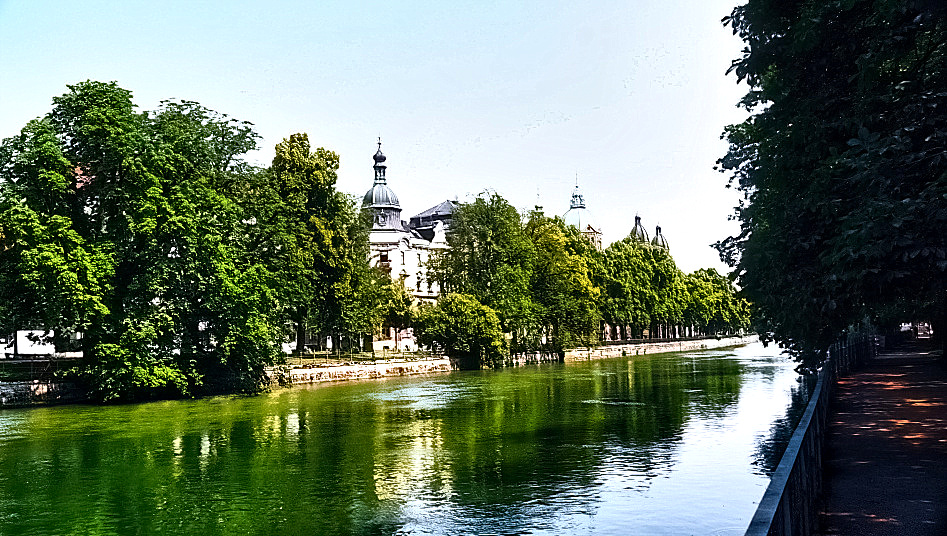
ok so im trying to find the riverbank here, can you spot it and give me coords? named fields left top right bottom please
left=275, top=335, right=757, bottom=386
left=270, top=356, right=452, bottom=385
left=0, top=380, right=84, bottom=407
left=564, top=334, right=757, bottom=363
left=0, top=336, right=757, bottom=405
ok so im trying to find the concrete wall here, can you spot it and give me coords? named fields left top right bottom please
left=282, top=358, right=452, bottom=385
left=279, top=336, right=756, bottom=386
left=563, top=335, right=758, bottom=362
left=0, top=381, right=84, bottom=407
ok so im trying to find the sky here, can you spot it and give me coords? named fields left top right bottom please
left=0, top=0, right=749, bottom=274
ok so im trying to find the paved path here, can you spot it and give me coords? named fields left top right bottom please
left=820, top=340, right=947, bottom=535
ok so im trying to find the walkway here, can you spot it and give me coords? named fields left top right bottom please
left=820, top=339, right=947, bottom=535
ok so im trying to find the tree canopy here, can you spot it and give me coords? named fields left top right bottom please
left=426, top=192, right=749, bottom=364
left=716, top=1, right=947, bottom=365
left=0, top=81, right=378, bottom=400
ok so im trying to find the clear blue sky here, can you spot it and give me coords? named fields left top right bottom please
left=0, top=0, right=748, bottom=274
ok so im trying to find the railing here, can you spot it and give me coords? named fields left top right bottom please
left=745, top=334, right=872, bottom=536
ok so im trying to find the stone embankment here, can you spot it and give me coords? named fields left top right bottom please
left=564, top=334, right=757, bottom=363
left=272, top=357, right=452, bottom=385
left=0, top=381, right=84, bottom=407
left=276, top=335, right=756, bottom=386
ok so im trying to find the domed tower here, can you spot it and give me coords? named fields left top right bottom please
left=362, top=139, right=402, bottom=231
left=651, top=225, right=669, bottom=250
left=631, top=215, right=650, bottom=243
left=563, top=183, right=603, bottom=249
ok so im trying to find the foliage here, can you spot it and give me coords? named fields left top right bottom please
left=601, top=238, right=656, bottom=337
left=428, top=192, right=748, bottom=358
left=0, top=82, right=350, bottom=400
left=716, top=1, right=947, bottom=365
left=414, top=293, right=506, bottom=369
left=430, top=193, right=534, bottom=330
left=525, top=212, right=600, bottom=354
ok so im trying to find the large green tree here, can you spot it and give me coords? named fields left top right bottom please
left=414, top=293, right=506, bottom=369
left=429, top=193, right=534, bottom=334
left=525, top=212, right=600, bottom=355
left=601, top=238, right=655, bottom=339
left=716, top=1, right=947, bottom=364
left=0, top=81, right=281, bottom=400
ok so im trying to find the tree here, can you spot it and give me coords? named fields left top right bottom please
left=380, top=277, right=415, bottom=349
left=601, top=238, right=654, bottom=339
left=428, top=192, right=534, bottom=338
left=264, top=133, right=342, bottom=354
left=0, top=81, right=281, bottom=400
left=414, top=293, right=506, bottom=369
left=716, top=1, right=947, bottom=365
left=525, top=212, right=600, bottom=356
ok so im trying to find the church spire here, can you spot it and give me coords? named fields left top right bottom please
left=373, top=137, right=387, bottom=184
left=570, top=175, right=586, bottom=210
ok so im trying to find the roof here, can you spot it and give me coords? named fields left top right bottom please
left=362, top=183, right=400, bottom=208
left=651, top=226, right=669, bottom=250
left=631, top=215, right=650, bottom=242
left=563, top=184, right=601, bottom=234
left=411, top=200, right=456, bottom=220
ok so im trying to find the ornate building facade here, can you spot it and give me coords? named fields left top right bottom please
left=361, top=141, right=456, bottom=350
left=362, top=140, right=455, bottom=302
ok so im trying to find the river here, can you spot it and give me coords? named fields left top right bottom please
left=0, top=342, right=811, bottom=535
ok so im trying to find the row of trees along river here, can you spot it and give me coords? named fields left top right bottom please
left=0, top=81, right=749, bottom=403
left=716, top=1, right=947, bottom=368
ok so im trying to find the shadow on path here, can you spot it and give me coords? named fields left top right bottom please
left=820, top=339, right=947, bottom=535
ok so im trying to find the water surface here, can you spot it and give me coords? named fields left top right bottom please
left=0, top=342, right=810, bottom=535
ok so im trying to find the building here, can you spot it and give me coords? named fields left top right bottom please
left=361, top=140, right=456, bottom=350
left=651, top=225, right=669, bottom=250
left=562, top=183, right=603, bottom=249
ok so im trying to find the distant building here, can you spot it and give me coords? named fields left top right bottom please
left=651, top=225, right=669, bottom=250
left=361, top=140, right=455, bottom=303
left=631, top=215, right=650, bottom=243
left=562, top=183, right=603, bottom=249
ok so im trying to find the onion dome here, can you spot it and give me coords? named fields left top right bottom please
left=563, top=184, right=599, bottom=233
left=362, top=183, right=400, bottom=208
left=362, top=139, right=400, bottom=209
left=631, top=215, right=649, bottom=242
left=651, top=225, right=669, bottom=250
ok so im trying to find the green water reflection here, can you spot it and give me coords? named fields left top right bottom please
left=0, top=342, right=809, bottom=535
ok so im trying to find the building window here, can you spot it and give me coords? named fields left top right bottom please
left=380, top=252, right=388, bottom=262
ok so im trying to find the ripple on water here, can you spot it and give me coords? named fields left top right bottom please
left=580, top=399, right=646, bottom=406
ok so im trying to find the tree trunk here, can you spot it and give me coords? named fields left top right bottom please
left=294, top=312, right=307, bottom=355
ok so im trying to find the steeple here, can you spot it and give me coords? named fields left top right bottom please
left=563, top=178, right=602, bottom=250
left=373, top=137, right=387, bottom=184
left=362, top=138, right=401, bottom=230
left=569, top=184, right=586, bottom=210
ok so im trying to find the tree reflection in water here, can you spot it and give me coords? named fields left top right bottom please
left=0, top=343, right=805, bottom=535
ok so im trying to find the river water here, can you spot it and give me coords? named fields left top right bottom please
left=0, top=342, right=811, bottom=535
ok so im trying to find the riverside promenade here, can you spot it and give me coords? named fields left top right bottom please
left=820, top=339, right=947, bottom=534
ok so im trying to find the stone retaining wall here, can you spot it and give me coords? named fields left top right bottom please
left=0, top=381, right=84, bottom=407
left=564, top=335, right=757, bottom=362
left=278, top=336, right=756, bottom=386
left=281, top=358, right=452, bottom=385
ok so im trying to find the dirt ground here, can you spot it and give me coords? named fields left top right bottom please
left=820, top=339, right=947, bottom=535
